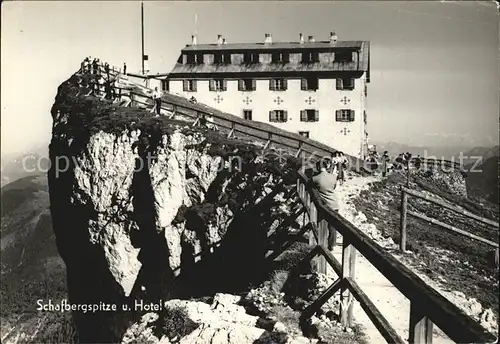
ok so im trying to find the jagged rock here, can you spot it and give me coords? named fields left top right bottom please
left=165, top=295, right=260, bottom=328
left=121, top=313, right=160, bottom=344
left=48, top=76, right=299, bottom=342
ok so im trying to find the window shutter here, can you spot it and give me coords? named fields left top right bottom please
left=284, top=53, right=290, bottom=63
left=209, top=79, right=215, bottom=91
left=315, top=110, right=319, bottom=122
left=335, top=110, right=341, bottom=121
left=301, top=78, right=307, bottom=91
left=269, top=110, right=274, bottom=121
left=336, top=78, right=343, bottom=90
left=283, top=78, right=288, bottom=90
left=269, top=79, right=275, bottom=91
left=223, top=79, right=227, bottom=91
left=348, top=78, right=354, bottom=89
left=183, top=80, right=188, bottom=92
left=284, top=110, right=288, bottom=122
left=238, top=80, right=244, bottom=91
left=251, top=79, right=256, bottom=91
left=300, top=110, right=306, bottom=122
left=350, top=110, right=355, bottom=121
left=192, top=80, right=197, bottom=92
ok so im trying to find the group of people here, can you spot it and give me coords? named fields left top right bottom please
left=364, top=150, right=424, bottom=177
left=393, top=152, right=422, bottom=171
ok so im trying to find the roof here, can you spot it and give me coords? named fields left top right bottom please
left=168, top=61, right=365, bottom=76
left=169, top=41, right=370, bottom=77
left=182, top=40, right=365, bottom=52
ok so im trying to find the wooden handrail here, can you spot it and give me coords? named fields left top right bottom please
left=406, top=210, right=498, bottom=248
left=296, top=171, right=496, bottom=344
left=402, top=186, right=498, bottom=229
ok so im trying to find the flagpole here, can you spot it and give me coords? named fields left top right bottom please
left=141, top=1, right=145, bottom=75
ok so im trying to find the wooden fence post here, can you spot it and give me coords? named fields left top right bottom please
left=409, top=302, right=433, bottom=344
left=309, top=203, right=318, bottom=271
left=329, top=223, right=337, bottom=249
left=227, top=122, right=235, bottom=138
left=317, top=215, right=328, bottom=274
left=340, top=240, right=356, bottom=328
left=400, top=187, right=408, bottom=252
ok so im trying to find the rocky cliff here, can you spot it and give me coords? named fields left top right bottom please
left=48, top=74, right=301, bottom=343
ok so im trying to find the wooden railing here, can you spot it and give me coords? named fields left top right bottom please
left=296, top=171, right=497, bottom=344
left=400, top=186, right=499, bottom=267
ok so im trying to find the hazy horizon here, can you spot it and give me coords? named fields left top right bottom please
left=1, top=1, right=499, bottom=157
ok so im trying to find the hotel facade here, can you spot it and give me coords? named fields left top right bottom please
left=162, top=33, right=371, bottom=158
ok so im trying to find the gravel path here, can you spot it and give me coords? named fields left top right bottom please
left=326, top=173, right=454, bottom=343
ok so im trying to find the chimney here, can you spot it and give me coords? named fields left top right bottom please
left=330, top=31, right=337, bottom=44
left=191, top=34, right=197, bottom=45
left=217, top=34, right=223, bottom=45
left=308, top=35, right=315, bottom=42
left=299, top=33, right=304, bottom=44
left=264, top=33, right=272, bottom=45
left=222, top=38, right=227, bottom=45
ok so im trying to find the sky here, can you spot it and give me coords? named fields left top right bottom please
left=1, top=0, right=499, bottom=157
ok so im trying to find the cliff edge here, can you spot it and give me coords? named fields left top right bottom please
left=48, top=73, right=301, bottom=343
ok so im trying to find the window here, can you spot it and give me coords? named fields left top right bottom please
left=336, top=78, right=355, bottom=90
left=335, top=51, right=353, bottom=62
left=243, top=110, right=252, bottom=120
left=269, top=110, right=288, bottom=123
left=301, top=51, right=319, bottom=63
left=214, top=53, right=222, bottom=64
left=269, top=78, right=287, bottom=91
left=161, top=80, right=169, bottom=92
left=244, top=52, right=259, bottom=64
left=272, top=52, right=289, bottom=63
left=209, top=79, right=227, bottom=91
left=182, top=80, right=197, bottom=92
left=300, top=109, right=319, bottom=122
left=186, top=53, right=196, bottom=64
left=186, top=53, right=203, bottom=65
left=238, top=79, right=256, bottom=91
left=298, top=131, right=310, bottom=138
left=301, top=77, right=319, bottom=91
left=336, top=109, right=355, bottom=122
left=214, top=53, right=230, bottom=64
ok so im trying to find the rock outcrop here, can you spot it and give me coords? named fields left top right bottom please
left=48, top=75, right=300, bottom=342
left=121, top=293, right=318, bottom=344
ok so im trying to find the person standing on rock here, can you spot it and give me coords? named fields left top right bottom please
left=311, top=159, right=339, bottom=250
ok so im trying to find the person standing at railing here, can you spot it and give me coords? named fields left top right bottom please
left=414, top=155, right=422, bottom=170
left=311, top=158, right=340, bottom=251
left=123, top=63, right=127, bottom=75
left=92, top=58, right=98, bottom=75
left=381, top=151, right=390, bottom=177
left=152, top=87, right=163, bottom=115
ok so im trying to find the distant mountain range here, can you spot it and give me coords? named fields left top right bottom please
left=372, top=141, right=498, bottom=204
left=1, top=145, right=49, bottom=187
left=1, top=173, right=69, bottom=343
left=371, top=141, right=499, bottom=163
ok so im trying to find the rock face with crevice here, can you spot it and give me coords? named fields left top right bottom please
left=48, top=75, right=300, bottom=343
